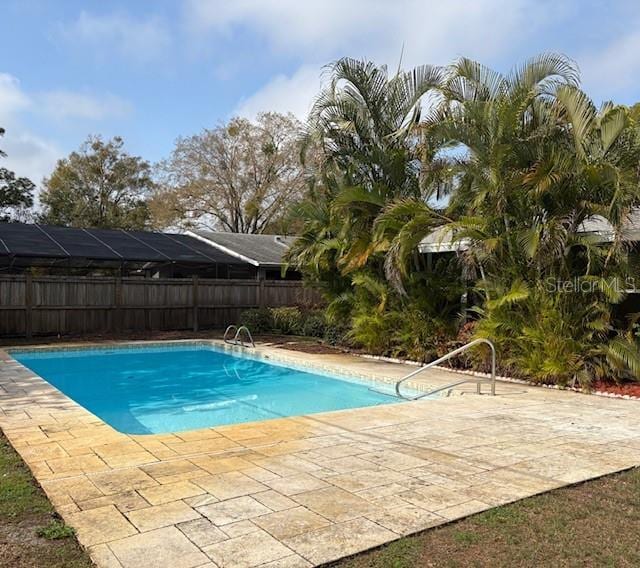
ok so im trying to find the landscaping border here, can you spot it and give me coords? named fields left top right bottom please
left=355, top=352, right=640, bottom=401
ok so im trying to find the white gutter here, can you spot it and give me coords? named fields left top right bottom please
left=186, top=231, right=260, bottom=267
left=418, top=239, right=471, bottom=253
left=418, top=226, right=640, bottom=254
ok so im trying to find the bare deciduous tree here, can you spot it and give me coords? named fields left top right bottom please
left=151, top=112, right=306, bottom=234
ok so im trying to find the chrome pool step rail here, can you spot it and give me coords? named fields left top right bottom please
left=389, top=338, right=496, bottom=400
left=223, top=325, right=256, bottom=348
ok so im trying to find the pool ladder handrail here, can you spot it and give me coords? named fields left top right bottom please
left=393, top=338, right=496, bottom=400
left=223, top=325, right=256, bottom=348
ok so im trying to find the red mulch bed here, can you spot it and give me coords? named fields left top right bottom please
left=593, top=380, right=640, bottom=398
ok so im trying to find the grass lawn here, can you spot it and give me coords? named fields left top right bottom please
left=334, top=467, right=640, bottom=568
left=0, top=432, right=92, bottom=568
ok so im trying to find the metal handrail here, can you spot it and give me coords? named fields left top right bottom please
left=223, top=325, right=238, bottom=344
left=394, top=338, right=496, bottom=400
left=233, top=325, right=255, bottom=348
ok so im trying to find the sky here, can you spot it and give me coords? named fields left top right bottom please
left=1, top=0, right=640, bottom=190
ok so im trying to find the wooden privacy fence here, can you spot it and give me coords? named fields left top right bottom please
left=0, top=275, right=322, bottom=338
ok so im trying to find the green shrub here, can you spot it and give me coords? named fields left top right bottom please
left=390, top=306, right=459, bottom=363
left=239, top=308, right=272, bottom=332
left=275, top=308, right=329, bottom=338
left=240, top=306, right=332, bottom=338
left=350, top=311, right=398, bottom=354
left=474, top=282, right=640, bottom=386
left=270, top=307, right=304, bottom=334
left=301, top=312, right=326, bottom=337
left=323, top=324, right=350, bottom=346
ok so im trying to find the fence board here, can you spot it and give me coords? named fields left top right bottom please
left=0, top=275, right=321, bottom=337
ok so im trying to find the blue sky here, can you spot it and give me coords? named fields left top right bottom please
left=1, top=0, right=640, bottom=188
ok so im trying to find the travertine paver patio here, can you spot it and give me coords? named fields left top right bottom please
left=1, top=340, right=640, bottom=568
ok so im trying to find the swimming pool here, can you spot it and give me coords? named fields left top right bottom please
left=12, top=344, right=407, bottom=435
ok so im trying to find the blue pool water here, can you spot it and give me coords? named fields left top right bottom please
left=12, top=344, right=404, bottom=434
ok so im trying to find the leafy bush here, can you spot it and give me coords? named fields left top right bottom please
left=434, top=321, right=485, bottom=370
left=349, top=311, right=397, bottom=354
left=270, top=307, right=304, bottom=334
left=324, top=325, right=350, bottom=346
left=392, top=313, right=450, bottom=362
left=239, top=308, right=272, bottom=332
left=475, top=282, right=640, bottom=386
left=301, top=312, right=326, bottom=337
left=239, top=306, right=330, bottom=338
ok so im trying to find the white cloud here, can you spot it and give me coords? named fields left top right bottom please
left=188, top=0, right=558, bottom=121
left=184, top=0, right=547, bottom=64
left=0, top=74, right=61, bottom=186
left=234, top=65, right=323, bottom=120
left=38, top=91, right=132, bottom=121
left=59, top=11, right=171, bottom=62
left=185, top=0, right=373, bottom=56
left=0, top=74, right=31, bottom=124
left=2, top=11, right=155, bottom=186
left=1, top=74, right=132, bottom=186
left=1, top=74, right=133, bottom=125
left=1, top=131, right=60, bottom=189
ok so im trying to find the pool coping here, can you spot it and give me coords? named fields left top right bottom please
left=1, top=339, right=640, bottom=568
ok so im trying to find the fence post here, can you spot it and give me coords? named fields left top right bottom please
left=258, top=268, right=266, bottom=308
left=114, top=277, right=123, bottom=333
left=192, top=275, right=199, bottom=332
left=25, top=273, right=33, bottom=339
left=144, top=280, right=150, bottom=331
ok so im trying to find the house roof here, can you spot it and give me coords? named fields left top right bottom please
left=0, top=222, right=245, bottom=266
left=187, top=231, right=295, bottom=267
left=579, top=209, right=640, bottom=241
left=418, top=225, right=470, bottom=254
left=418, top=209, right=640, bottom=254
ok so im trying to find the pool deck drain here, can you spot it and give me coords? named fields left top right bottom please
left=0, top=340, right=639, bottom=568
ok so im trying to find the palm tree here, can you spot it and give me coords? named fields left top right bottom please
left=298, top=57, right=446, bottom=272
left=289, top=53, right=640, bottom=383
left=377, top=55, right=580, bottom=283
left=306, top=58, right=445, bottom=190
left=286, top=58, right=456, bottom=353
left=434, top=55, right=581, bottom=278
left=380, top=53, right=640, bottom=384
